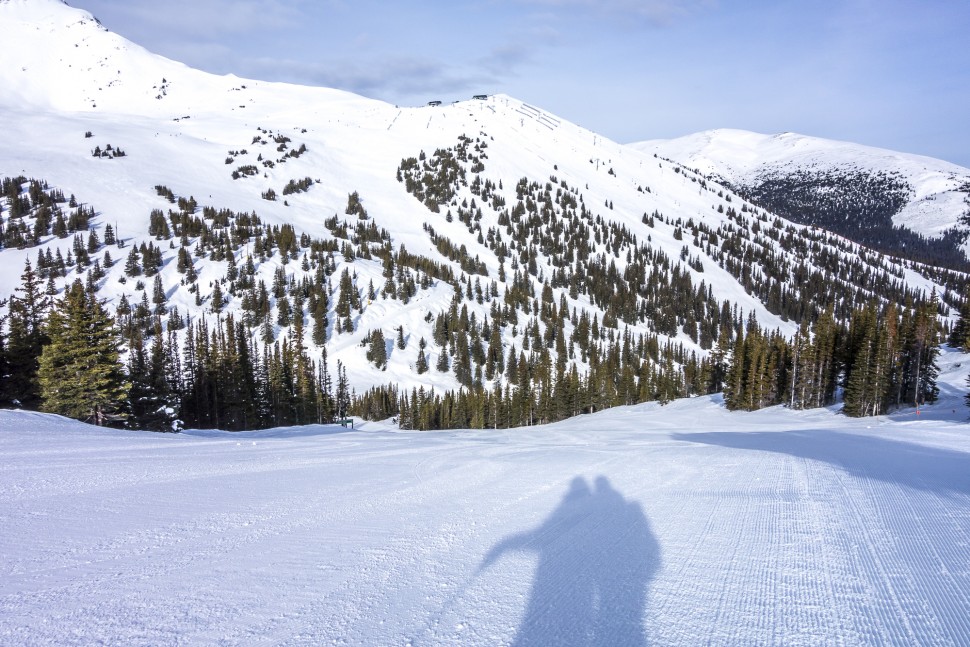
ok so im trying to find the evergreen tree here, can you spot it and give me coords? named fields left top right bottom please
left=211, top=281, right=225, bottom=314
left=366, top=329, right=388, bottom=369
left=435, top=346, right=450, bottom=372
left=0, top=299, right=6, bottom=402
left=317, top=348, right=335, bottom=423
left=452, top=329, right=472, bottom=387
left=722, top=330, right=746, bottom=410
left=810, top=306, right=840, bottom=408
left=335, top=361, right=350, bottom=419
left=37, top=280, right=129, bottom=425
left=276, top=295, right=291, bottom=326
left=842, top=303, right=879, bottom=417
left=311, top=296, right=328, bottom=346
left=903, top=296, right=940, bottom=408
left=151, top=275, right=167, bottom=315
left=127, top=326, right=181, bottom=431
left=964, top=373, right=970, bottom=413
left=789, top=319, right=813, bottom=409
left=3, top=260, right=48, bottom=408
left=124, top=247, right=141, bottom=276
left=413, top=337, right=428, bottom=374
left=415, top=348, right=429, bottom=374
left=335, top=269, right=357, bottom=332
left=949, top=292, right=970, bottom=350
left=706, top=333, right=729, bottom=395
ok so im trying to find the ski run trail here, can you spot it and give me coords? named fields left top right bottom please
left=1, top=349, right=969, bottom=647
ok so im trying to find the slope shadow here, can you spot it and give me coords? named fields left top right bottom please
left=672, top=429, right=970, bottom=497
left=481, top=476, right=660, bottom=646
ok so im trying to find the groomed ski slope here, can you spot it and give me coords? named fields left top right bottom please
left=3, top=351, right=970, bottom=646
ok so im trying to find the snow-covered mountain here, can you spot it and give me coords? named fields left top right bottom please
left=634, top=129, right=970, bottom=268
left=0, top=0, right=966, bottom=406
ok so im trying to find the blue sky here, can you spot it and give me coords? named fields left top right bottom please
left=71, top=0, right=970, bottom=166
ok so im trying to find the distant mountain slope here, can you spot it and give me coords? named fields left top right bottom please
left=633, top=129, right=970, bottom=270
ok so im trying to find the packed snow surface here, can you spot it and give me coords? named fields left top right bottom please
left=3, top=353, right=970, bottom=645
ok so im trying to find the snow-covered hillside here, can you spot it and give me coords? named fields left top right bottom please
left=634, top=129, right=970, bottom=261
left=0, top=0, right=967, bottom=414
left=3, top=349, right=970, bottom=645
left=0, top=0, right=774, bottom=392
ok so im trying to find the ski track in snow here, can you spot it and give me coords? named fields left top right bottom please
left=2, top=401, right=970, bottom=646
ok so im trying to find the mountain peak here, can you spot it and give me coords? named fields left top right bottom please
left=0, top=0, right=152, bottom=112
left=0, top=0, right=97, bottom=26
left=0, top=0, right=385, bottom=117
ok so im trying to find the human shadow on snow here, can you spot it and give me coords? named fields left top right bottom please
left=481, top=476, right=660, bottom=646
left=672, top=429, right=970, bottom=497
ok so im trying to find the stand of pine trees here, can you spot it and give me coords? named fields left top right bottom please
left=175, top=315, right=342, bottom=430
left=0, top=259, right=347, bottom=431
left=375, top=331, right=712, bottom=430
left=37, top=279, right=129, bottom=426
left=723, top=296, right=942, bottom=416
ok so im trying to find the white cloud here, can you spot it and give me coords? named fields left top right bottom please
left=84, top=0, right=308, bottom=37
left=244, top=55, right=490, bottom=100
left=515, top=0, right=717, bottom=26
